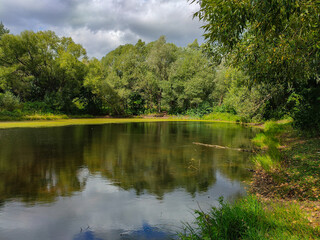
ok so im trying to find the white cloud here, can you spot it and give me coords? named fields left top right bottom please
left=0, top=0, right=204, bottom=58
left=54, top=26, right=140, bottom=58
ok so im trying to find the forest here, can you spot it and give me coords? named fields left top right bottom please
left=1, top=14, right=319, bottom=134
left=0, top=0, right=320, bottom=239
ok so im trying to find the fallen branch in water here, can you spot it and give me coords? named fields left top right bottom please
left=192, top=142, right=256, bottom=152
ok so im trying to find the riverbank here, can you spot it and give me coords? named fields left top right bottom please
left=250, top=124, right=320, bottom=229
left=0, top=115, right=241, bottom=129
left=1, top=117, right=318, bottom=238
left=180, top=121, right=320, bottom=239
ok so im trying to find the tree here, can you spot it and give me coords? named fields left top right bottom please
left=0, top=30, right=87, bottom=112
left=0, top=22, right=9, bottom=39
left=147, top=36, right=177, bottom=112
left=168, top=44, right=215, bottom=113
left=84, top=58, right=121, bottom=115
left=192, top=0, right=320, bottom=130
left=101, top=41, right=148, bottom=115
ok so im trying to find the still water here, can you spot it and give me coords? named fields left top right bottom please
left=0, top=121, right=258, bottom=240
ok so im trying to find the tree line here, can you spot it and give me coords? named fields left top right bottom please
left=1, top=10, right=319, bottom=133
left=0, top=24, right=217, bottom=116
left=191, top=0, right=320, bottom=133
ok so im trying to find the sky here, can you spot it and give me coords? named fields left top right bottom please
left=0, top=0, right=204, bottom=59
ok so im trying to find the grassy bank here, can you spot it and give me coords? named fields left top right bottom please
left=0, top=117, right=242, bottom=129
left=1, top=114, right=318, bottom=238
left=0, top=109, right=244, bottom=122
left=179, top=196, right=319, bottom=240
left=0, top=110, right=247, bottom=129
left=180, top=121, right=320, bottom=239
left=251, top=123, right=320, bottom=201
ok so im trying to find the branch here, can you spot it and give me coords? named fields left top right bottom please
left=192, top=142, right=255, bottom=152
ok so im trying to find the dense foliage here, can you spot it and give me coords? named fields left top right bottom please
left=1, top=3, right=319, bottom=131
left=0, top=27, right=251, bottom=119
left=0, top=27, right=220, bottom=116
left=0, top=26, right=288, bottom=121
left=83, top=37, right=217, bottom=115
left=192, top=0, right=320, bottom=132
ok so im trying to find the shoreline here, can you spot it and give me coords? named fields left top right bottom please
left=249, top=127, right=320, bottom=229
left=2, top=118, right=318, bottom=234
left=0, top=117, right=243, bottom=129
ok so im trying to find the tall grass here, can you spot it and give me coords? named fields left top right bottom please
left=0, top=110, right=68, bottom=121
left=251, top=121, right=289, bottom=172
left=252, top=154, right=280, bottom=172
left=179, top=196, right=319, bottom=240
left=24, top=113, right=68, bottom=120
left=202, top=112, right=241, bottom=122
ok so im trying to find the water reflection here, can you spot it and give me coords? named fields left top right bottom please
left=0, top=122, right=256, bottom=203
left=0, top=174, right=246, bottom=240
left=0, top=122, right=258, bottom=239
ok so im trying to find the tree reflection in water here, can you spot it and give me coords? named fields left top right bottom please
left=0, top=122, right=258, bottom=204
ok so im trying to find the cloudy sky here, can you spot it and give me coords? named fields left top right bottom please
left=0, top=0, right=204, bottom=58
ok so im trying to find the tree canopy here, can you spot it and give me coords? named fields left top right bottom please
left=0, top=30, right=87, bottom=111
left=0, top=27, right=218, bottom=116
left=1, top=11, right=319, bottom=132
left=192, top=0, right=320, bottom=131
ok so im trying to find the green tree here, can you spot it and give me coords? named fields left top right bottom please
left=168, top=44, right=215, bottom=113
left=0, top=22, right=9, bottom=39
left=192, top=0, right=320, bottom=129
left=0, top=30, right=87, bottom=112
left=83, top=58, right=120, bottom=115
left=0, top=91, right=20, bottom=111
left=101, top=41, right=150, bottom=115
left=147, top=36, right=177, bottom=112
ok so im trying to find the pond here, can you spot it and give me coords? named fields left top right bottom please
left=0, top=121, right=258, bottom=240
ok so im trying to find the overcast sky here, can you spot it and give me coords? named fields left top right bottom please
left=0, top=0, right=204, bottom=59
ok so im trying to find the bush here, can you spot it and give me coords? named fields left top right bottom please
left=0, top=91, right=21, bottom=111
left=23, top=101, right=54, bottom=114
left=185, top=102, right=213, bottom=118
left=292, top=100, right=320, bottom=136
left=0, top=110, right=23, bottom=120
left=289, top=84, right=320, bottom=135
left=179, top=196, right=319, bottom=240
left=212, top=104, right=236, bottom=115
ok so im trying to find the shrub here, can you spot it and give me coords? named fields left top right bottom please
left=289, top=85, right=320, bottom=136
left=212, top=104, right=236, bottom=115
left=185, top=102, right=213, bottom=118
left=179, top=196, right=319, bottom=240
left=23, top=101, right=54, bottom=114
left=0, top=109, right=23, bottom=120
left=0, top=91, right=21, bottom=111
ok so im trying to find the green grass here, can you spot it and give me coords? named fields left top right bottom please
left=202, top=112, right=241, bottom=122
left=270, top=135, right=320, bottom=201
left=251, top=121, right=291, bottom=172
left=0, top=117, right=236, bottom=129
left=0, top=110, right=69, bottom=121
left=23, top=113, right=69, bottom=120
left=251, top=121, right=320, bottom=201
left=252, top=154, right=280, bottom=172
left=180, top=120, right=320, bottom=239
left=0, top=109, right=246, bottom=127
left=179, top=196, right=320, bottom=240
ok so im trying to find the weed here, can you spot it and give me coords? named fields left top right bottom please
left=179, top=196, right=320, bottom=239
